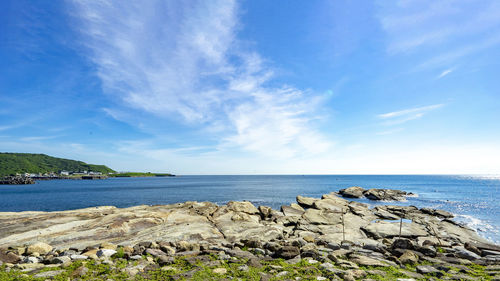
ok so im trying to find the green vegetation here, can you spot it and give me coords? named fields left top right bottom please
left=109, top=172, right=174, bottom=177
left=0, top=153, right=115, bottom=176
left=0, top=256, right=495, bottom=281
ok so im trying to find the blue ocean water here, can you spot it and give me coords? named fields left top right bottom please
left=0, top=175, right=498, bottom=243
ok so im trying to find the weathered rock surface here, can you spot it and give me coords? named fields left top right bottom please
left=0, top=190, right=495, bottom=270
left=339, top=186, right=365, bottom=198
left=363, top=188, right=408, bottom=201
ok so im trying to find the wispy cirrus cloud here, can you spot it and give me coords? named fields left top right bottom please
left=377, top=0, right=500, bottom=68
left=70, top=0, right=331, bottom=158
left=378, top=103, right=444, bottom=125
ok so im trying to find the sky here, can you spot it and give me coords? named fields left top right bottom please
left=1, top=0, right=500, bottom=174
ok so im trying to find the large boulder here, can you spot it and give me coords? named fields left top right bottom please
left=281, top=205, right=304, bottom=217
left=339, top=186, right=365, bottom=198
left=226, top=201, right=259, bottom=215
left=296, top=196, right=317, bottom=208
left=363, top=189, right=407, bottom=201
left=313, top=199, right=345, bottom=212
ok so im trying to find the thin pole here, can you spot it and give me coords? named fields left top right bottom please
left=342, top=208, right=345, bottom=241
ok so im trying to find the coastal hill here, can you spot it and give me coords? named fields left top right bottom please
left=0, top=153, right=115, bottom=176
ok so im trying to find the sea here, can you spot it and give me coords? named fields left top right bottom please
left=0, top=175, right=498, bottom=244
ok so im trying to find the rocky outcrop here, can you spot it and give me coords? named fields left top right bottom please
left=0, top=176, right=35, bottom=185
left=0, top=191, right=497, bottom=269
left=0, top=190, right=499, bottom=280
left=336, top=186, right=415, bottom=201
left=363, top=188, right=409, bottom=201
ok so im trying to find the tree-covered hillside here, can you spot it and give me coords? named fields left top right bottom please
left=0, top=153, right=115, bottom=176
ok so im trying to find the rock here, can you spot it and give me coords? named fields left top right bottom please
left=373, top=207, right=400, bottom=220
left=52, top=256, right=71, bottom=264
left=313, top=199, right=345, bottom=212
left=0, top=251, right=20, bottom=264
left=399, top=250, right=419, bottom=264
left=238, top=264, right=249, bottom=271
left=158, top=255, right=174, bottom=266
left=349, top=255, right=389, bottom=267
left=26, top=242, right=52, bottom=255
left=347, top=269, right=367, bottom=279
left=227, top=201, right=259, bottom=214
left=281, top=205, right=304, bottom=217
left=362, top=222, right=428, bottom=239
left=96, top=249, right=117, bottom=258
left=33, top=270, right=64, bottom=278
left=71, top=265, right=89, bottom=277
left=363, top=189, right=407, bottom=201
left=302, top=209, right=342, bottom=225
left=454, top=246, right=481, bottom=260
left=213, top=267, right=227, bottom=275
left=100, top=242, right=117, bottom=250
left=290, top=203, right=305, bottom=211
left=70, top=254, right=88, bottom=260
left=420, top=208, right=454, bottom=218
left=274, top=246, right=300, bottom=259
left=416, top=265, right=443, bottom=277
left=392, top=239, right=415, bottom=250
left=258, top=206, right=273, bottom=219
left=339, top=186, right=365, bottom=198
left=23, top=256, right=39, bottom=264
left=159, top=243, right=176, bottom=255
left=297, top=195, right=318, bottom=208
left=145, top=248, right=166, bottom=257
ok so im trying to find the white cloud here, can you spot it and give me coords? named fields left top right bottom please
left=437, top=68, right=454, bottom=79
left=70, top=0, right=332, bottom=159
left=377, top=0, right=500, bottom=67
left=378, top=104, right=444, bottom=125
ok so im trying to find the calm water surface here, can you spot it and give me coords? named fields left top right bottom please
left=0, top=175, right=498, bottom=243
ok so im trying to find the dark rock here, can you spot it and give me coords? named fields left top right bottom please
left=464, top=242, right=482, bottom=256
left=420, top=208, right=454, bottom=218
left=241, top=238, right=262, bottom=249
left=258, top=206, right=273, bottom=219
left=416, top=265, right=444, bottom=277
left=415, top=245, right=437, bottom=257
left=157, top=255, right=174, bottom=266
left=363, top=188, right=407, bottom=201
left=392, top=239, right=415, bottom=250
left=145, top=248, right=166, bottom=257
left=0, top=176, right=35, bottom=185
left=274, top=246, right=300, bottom=259
left=0, top=251, right=20, bottom=264
left=454, top=247, right=481, bottom=260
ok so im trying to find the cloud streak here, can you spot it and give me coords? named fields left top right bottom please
left=377, top=0, right=500, bottom=68
left=378, top=104, right=444, bottom=125
left=70, top=0, right=331, bottom=158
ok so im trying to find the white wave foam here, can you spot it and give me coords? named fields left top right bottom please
left=454, top=214, right=499, bottom=243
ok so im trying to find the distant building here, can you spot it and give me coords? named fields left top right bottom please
left=60, top=171, right=69, bottom=176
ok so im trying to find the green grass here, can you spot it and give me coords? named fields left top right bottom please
left=0, top=256, right=494, bottom=281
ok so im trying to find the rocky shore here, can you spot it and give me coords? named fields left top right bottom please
left=0, top=176, right=35, bottom=185
left=1, top=188, right=499, bottom=280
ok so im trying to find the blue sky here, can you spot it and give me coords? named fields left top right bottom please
left=1, top=0, right=499, bottom=174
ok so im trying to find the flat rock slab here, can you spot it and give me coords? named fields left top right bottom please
left=362, top=222, right=428, bottom=239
